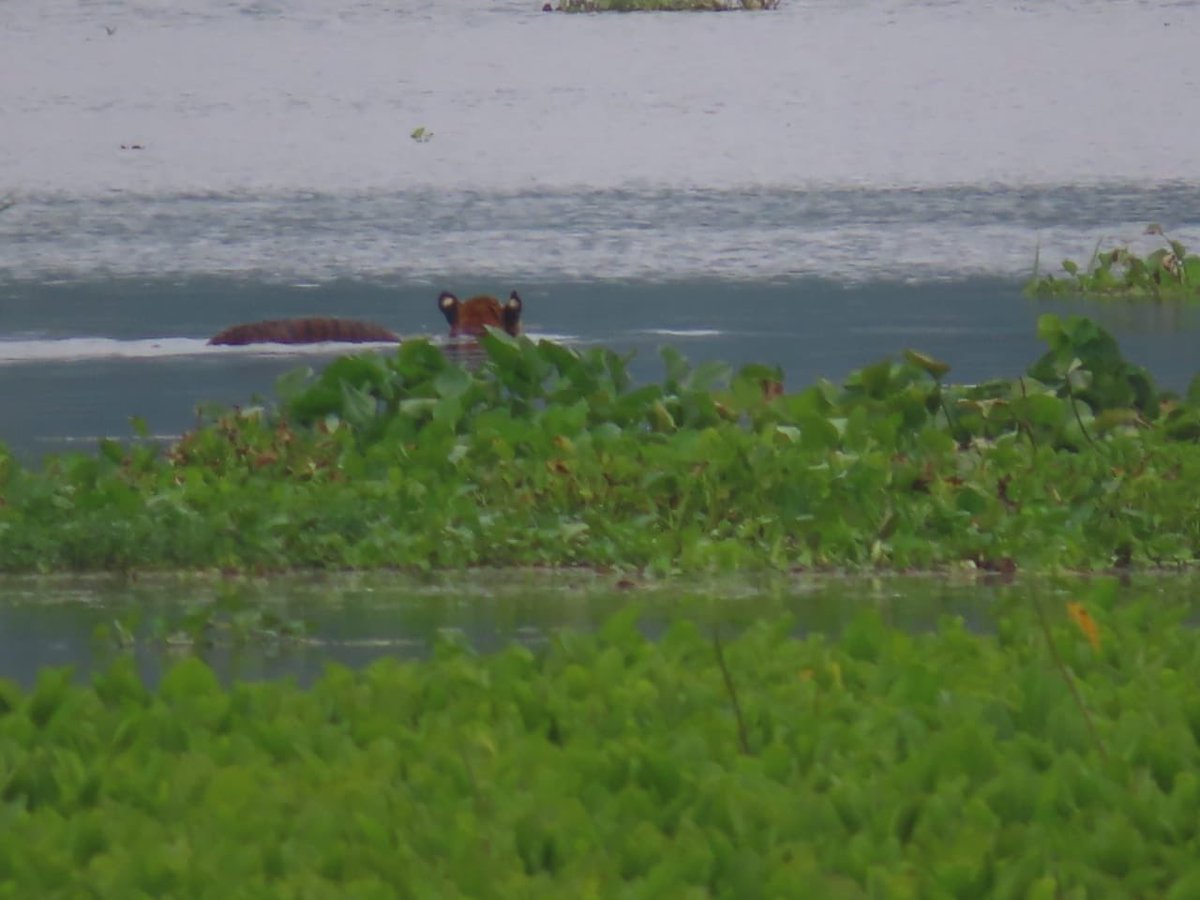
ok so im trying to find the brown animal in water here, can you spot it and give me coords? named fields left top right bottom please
left=209, top=317, right=400, bottom=346
left=438, top=290, right=523, bottom=338
left=761, top=378, right=784, bottom=401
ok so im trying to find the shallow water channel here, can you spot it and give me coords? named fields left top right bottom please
left=1, top=570, right=1194, bottom=688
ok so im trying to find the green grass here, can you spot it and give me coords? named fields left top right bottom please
left=2, top=313, right=1200, bottom=574
left=4, top=583, right=1200, bottom=896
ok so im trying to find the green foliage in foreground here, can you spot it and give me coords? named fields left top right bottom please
left=1027, top=225, right=1200, bottom=300
left=4, top=595, right=1200, bottom=896
left=3, top=313, right=1200, bottom=573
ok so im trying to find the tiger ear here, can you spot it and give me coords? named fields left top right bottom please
left=502, top=291, right=523, bottom=336
left=438, top=291, right=458, bottom=312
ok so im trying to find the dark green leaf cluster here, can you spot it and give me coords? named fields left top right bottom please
left=3, top=315, right=1200, bottom=572
left=1026, top=226, right=1200, bottom=300
left=4, top=596, right=1200, bottom=896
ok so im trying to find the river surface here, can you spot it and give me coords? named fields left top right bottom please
left=2, top=0, right=1200, bottom=460
left=3, top=571, right=1187, bottom=687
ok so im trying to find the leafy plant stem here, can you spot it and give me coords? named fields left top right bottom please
left=712, top=629, right=751, bottom=756
left=936, top=387, right=961, bottom=443
left=1016, top=377, right=1039, bottom=451
left=1031, top=594, right=1107, bottom=761
left=1063, top=373, right=1098, bottom=449
left=458, top=745, right=487, bottom=815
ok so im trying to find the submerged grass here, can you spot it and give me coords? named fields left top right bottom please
left=4, top=585, right=1200, bottom=896
left=2, top=313, right=1200, bottom=574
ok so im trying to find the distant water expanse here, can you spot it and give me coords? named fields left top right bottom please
left=4, top=0, right=1200, bottom=282
left=2, top=0, right=1200, bottom=457
left=4, top=185, right=1200, bottom=285
left=5, top=0, right=1200, bottom=193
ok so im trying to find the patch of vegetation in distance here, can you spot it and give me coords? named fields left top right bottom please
left=1027, top=224, right=1200, bottom=300
left=3, top=314, right=1200, bottom=574
left=552, top=0, right=778, bottom=11
left=4, top=587, right=1200, bottom=896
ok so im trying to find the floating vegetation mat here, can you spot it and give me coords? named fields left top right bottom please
left=2, top=314, right=1200, bottom=574
left=1027, top=225, right=1200, bottom=301
left=549, top=0, right=779, bottom=11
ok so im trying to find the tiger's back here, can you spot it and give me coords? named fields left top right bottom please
left=209, top=317, right=400, bottom=346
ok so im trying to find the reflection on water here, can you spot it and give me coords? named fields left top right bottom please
left=1, top=570, right=1195, bottom=688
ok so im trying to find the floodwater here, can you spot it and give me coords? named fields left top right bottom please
left=2, top=0, right=1200, bottom=460
left=1, top=570, right=1185, bottom=688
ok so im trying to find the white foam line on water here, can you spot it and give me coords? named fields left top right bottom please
left=0, top=337, right=398, bottom=365
left=520, top=332, right=576, bottom=345
left=0, top=333, right=579, bottom=365
left=0, top=337, right=211, bottom=364
left=35, top=433, right=182, bottom=445
left=636, top=328, right=724, bottom=338
left=204, top=340, right=403, bottom=356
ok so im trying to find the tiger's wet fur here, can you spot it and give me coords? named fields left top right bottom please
left=209, top=289, right=524, bottom=346
left=438, top=291, right=523, bottom=338
left=209, top=317, right=400, bottom=346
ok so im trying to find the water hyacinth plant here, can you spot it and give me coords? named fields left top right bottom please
left=2, top=314, right=1200, bottom=573
left=1027, top=225, right=1200, bottom=300
left=5, top=584, right=1200, bottom=896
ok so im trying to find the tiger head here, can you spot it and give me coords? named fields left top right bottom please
left=438, top=290, right=523, bottom=338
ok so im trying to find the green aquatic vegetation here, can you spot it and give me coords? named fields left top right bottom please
left=1027, top=224, right=1200, bottom=300
left=552, top=0, right=778, bottom=11
left=94, top=582, right=312, bottom=651
left=3, top=594, right=1200, bottom=895
left=3, top=314, right=1200, bottom=573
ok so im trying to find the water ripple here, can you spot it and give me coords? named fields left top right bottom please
left=3, top=185, right=1198, bottom=284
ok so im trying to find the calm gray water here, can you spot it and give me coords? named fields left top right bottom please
left=0, top=571, right=1172, bottom=687
left=3, top=0, right=1200, bottom=461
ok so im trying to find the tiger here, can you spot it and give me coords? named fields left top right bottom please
left=208, top=289, right=524, bottom=345
left=208, top=317, right=400, bottom=346
left=438, top=290, right=523, bottom=338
